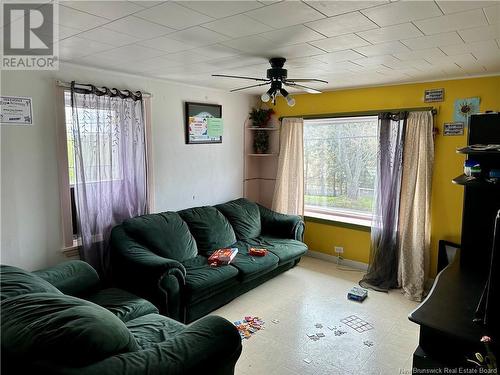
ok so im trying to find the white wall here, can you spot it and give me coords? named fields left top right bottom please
left=0, top=64, right=254, bottom=271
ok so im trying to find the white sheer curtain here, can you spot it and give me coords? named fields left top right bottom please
left=398, top=111, right=434, bottom=301
left=272, top=118, right=304, bottom=215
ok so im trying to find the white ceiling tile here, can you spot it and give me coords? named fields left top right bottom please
left=306, top=11, right=378, bottom=37
left=183, top=45, right=241, bottom=60
left=393, top=47, right=447, bottom=61
left=313, top=49, right=365, bottom=63
left=203, top=14, right=273, bottom=38
left=204, top=55, right=269, bottom=70
left=38, top=24, right=80, bottom=41
left=259, top=25, right=325, bottom=45
left=414, top=9, right=488, bottom=35
left=440, top=40, right=500, bottom=56
left=135, top=2, right=213, bottom=30
left=57, top=5, right=109, bottom=30
left=138, top=36, right=196, bottom=53
left=401, top=31, right=463, bottom=50
left=62, top=1, right=144, bottom=20
left=484, top=5, right=499, bottom=24
left=168, top=27, right=229, bottom=46
left=426, top=53, right=478, bottom=66
left=179, top=1, right=264, bottom=18
left=132, top=56, right=183, bottom=72
left=98, top=44, right=167, bottom=62
left=104, top=16, right=175, bottom=39
left=160, top=50, right=215, bottom=64
left=309, top=33, right=370, bottom=52
left=354, top=41, right=410, bottom=57
left=221, top=35, right=275, bottom=53
left=458, top=25, right=500, bottom=42
left=361, top=1, right=442, bottom=27
left=246, top=1, right=325, bottom=28
left=271, top=43, right=326, bottom=59
left=357, top=23, right=422, bottom=44
left=79, top=27, right=141, bottom=47
left=436, top=1, right=493, bottom=14
left=129, top=1, right=164, bottom=8
left=58, top=36, right=112, bottom=60
left=305, top=1, right=388, bottom=17
left=382, top=58, right=433, bottom=71
left=351, top=55, right=402, bottom=67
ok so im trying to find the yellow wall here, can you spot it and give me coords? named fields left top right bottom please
left=274, top=76, right=500, bottom=274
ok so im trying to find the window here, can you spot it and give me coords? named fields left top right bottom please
left=303, top=116, right=378, bottom=226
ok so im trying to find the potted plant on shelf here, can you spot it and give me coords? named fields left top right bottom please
left=249, top=108, right=274, bottom=154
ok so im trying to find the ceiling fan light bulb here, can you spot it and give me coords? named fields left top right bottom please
left=286, top=95, right=295, bottom=107
left=261, top=92, right=271, bottom=102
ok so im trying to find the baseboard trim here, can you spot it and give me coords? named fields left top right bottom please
left=305, top=250, right=369, bottom=271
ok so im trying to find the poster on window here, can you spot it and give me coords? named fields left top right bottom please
left=185, top=102, right=222, bottom=144
left=0, top=96, right=33, bottom=125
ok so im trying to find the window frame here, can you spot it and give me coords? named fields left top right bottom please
left=55, top=86, right=154, bottom=253
left=303, top=115, right=377, bottom=227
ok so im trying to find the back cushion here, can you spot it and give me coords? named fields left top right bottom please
left=123, top=212, right=198, bottom=262
left=1, top=293, right=139, bottom=366
left=178, top=206, right=237, bottom=254
left=0, top=265, right=62, bottom=301
left=215, top=198, right=261, bottom=240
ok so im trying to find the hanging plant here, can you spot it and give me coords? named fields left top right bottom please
left=249, top=108, right=274, bottom=128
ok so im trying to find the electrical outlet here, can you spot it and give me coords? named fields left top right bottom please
left=334, top=246, right=344, bottom=254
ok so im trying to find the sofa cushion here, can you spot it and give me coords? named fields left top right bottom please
left=181, top=256, right=240, bottom=304
left=0, top=265, right=62, bottom=301
left=178, top=206, right=237, bottom=254
left=126, top=313, right=186, bottom=349
left=230, top=241, right=279, bottom=282
left=215, top=198, right=261, bottom=240
left=123, top=212, right=198, bottom=262
left=253, top=236, right=308, bottom=264
left=86, top=288, right=159, bottom=322
left=1, top=293, right=139, bottom=366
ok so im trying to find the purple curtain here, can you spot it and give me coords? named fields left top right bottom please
left=71, top=84, right=148, bottom=277
left=360, top=112, right=407, bottom=292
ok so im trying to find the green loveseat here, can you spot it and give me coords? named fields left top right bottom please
left=1, top=261, right=242, bottom=375
left=111, top=198, right=307, bottom=323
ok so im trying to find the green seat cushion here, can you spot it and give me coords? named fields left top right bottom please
left=230, top=241, right=279, bottom=282
left=215, top=198, right=261, bottom=240
left=126, top=313, right=186, bottom=349
left=86, top=288, right=159, bottom=322
left=253, top=236, right=308, bottom=264
left=0, top=265, right=62, bottom=301
left=178, top=206, right=237, bottom=254
left=181, top=256, right=240, bottom=304
left=123, top=211, right=198, bottom=262
left=1, top=293, right=139, bottom=366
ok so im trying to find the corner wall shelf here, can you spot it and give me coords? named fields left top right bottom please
left=452, top=174, right=500, bottom=187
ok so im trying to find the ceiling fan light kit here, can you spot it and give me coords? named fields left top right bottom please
left=212, top=57, right=327, bottom=107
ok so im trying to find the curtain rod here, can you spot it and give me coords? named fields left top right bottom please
left=279, top=107, right=437, bottom=121
left=56, top=80, right=152, bottom=98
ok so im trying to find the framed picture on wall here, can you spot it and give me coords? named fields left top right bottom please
left=184, top=102, right=223, bottom=144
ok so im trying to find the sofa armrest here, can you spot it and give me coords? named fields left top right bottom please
left=258, top=204, right=305, bottom=241
left=57, top=315, right=242, bottom=375
left=110, top=226, right=186, bottom=319
left=33, top=260, right=100, bottom=297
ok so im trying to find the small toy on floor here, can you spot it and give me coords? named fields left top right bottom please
left=347, top=286, right=368, bottom=302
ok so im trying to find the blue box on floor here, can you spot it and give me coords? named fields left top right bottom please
left=347, top=286, right=368, bottom=302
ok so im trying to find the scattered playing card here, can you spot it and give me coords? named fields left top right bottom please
left=316, top=332, right=325, bottom=337
left=303, top=358, right=312, bottom=364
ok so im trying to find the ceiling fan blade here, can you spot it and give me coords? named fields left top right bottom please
left=285, top=82, right=322, bottom=94
left=286, top=78, right=328, bottom=84
left=212, top=74, right=269, bottom=82
left=230, top=82, right=270, bottom=92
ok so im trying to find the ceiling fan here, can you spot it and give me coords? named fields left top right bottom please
left=212, top=57, right=328, bottom=107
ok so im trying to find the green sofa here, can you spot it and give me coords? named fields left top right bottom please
left=1, top=261, right=242, bottom=375
left=111, top=198, right=307, bottom=323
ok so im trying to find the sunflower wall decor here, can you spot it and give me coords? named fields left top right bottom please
left=454, top=97, right=480, bottom=123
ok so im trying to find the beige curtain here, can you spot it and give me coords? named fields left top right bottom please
left=397, top=111, right=434, bottom=301
left=272, top=118, right=304, bottom=215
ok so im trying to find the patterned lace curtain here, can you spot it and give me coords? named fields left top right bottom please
left=71, top=83, right=148, bottom=277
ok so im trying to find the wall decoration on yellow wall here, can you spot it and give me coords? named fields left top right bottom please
left=424, top=88, right=444, bottom=103
left=454, top=97, right=480, bottom=123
